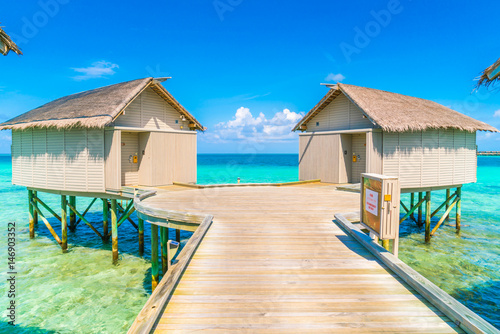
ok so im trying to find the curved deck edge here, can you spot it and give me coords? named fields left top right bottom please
left=128, top=190, right=214, bottom=334
left=334, top=213, right=500, bottom=334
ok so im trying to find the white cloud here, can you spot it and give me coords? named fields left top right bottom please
left=72, top=61, right=119, bottom=81
left=204, top=107, right=303, bottom=143
left=494, top=109, right=500, bottom=117
left=325, top=73, right=345, bottom=82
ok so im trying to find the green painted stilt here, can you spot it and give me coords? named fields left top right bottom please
left=138, top=218, right=144, bottom=256
left=161, top=226, right=168, bottom=275
left=418, top=192, right=423, bottom=227
left=33, top=191, right=38, bottom=226
left=456, top=187, right=461, bottom=233
left=69, top=196, right=76, bottom=232
left=425, top=191, right=431, bottom=243
left=111, top=199, right=118, bottom=264
left=445, top=188, right=451, bottom=222
left=176, top=229, right=180, bottom=242
left=28, top=190, right=35, bottom=239
left=410, top=193, right=415, bottom=221
left=151, top=224, right=159, bottom=291
left=61, top=195, right=68, bottom=252
left=102, top=199, right=109, bottom=241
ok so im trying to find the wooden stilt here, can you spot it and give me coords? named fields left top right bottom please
left=456, top=187, right=461, bottom=233
left=69, top=196, right=76, bottom=232
left=111, top=199, right=118, bottom=264
left=445, top=189, right=451, bottom=222
left=418, top=192, right=423, bottom=227
left=28, top=190, right=35, bottom=239
left=410, top=193, right=415, bottom=221
left=151, top=224, right=159, bottom=291
left=176, top=229, right=181, bottom=242
left=425, top=191, right=431, bottom=243
left=161, top=226, right=168, bottom=275
left=102, top=199, right=109, bottom=241
left=61, top=195, right=68, bottom=252
left=138, top=218, right=144, bottom=256
left=33, top=191, right=38, bottom=226
left=382, top=239, right=390, bottom=251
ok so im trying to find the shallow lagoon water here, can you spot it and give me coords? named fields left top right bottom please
left=0, top=154, right=499, bottom=332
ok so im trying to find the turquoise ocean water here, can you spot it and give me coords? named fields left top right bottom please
left=0, top=153, right=499, bottom=333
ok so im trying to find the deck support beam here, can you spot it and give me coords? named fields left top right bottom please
left=67, top=202, right=103, bottom=240
left=456, top=187, right=461, bottom=233
left=75, top=198, right=97, bottom=227
left=69, top=196, right=76, bottom=232
left=176, top=229, right=180, bottom=242
left=102, top=199, right=109, bottom=241
left=61, top=195, right=68, bottom=252
left=111, top=199, right=118, bottom=264
left=28, top=190, right=35, bottom=239
left=138, top=218, right=144, bottom=256
left=425, top=191, right=431, bottom=243
left=31, top=199, right=62, bottom=245
left=431, top=196, right=459, bottom=236
left=151, top=224, right=159, bottom=291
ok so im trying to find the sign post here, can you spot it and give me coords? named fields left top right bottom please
left=360, top=173, right=400, bottom=256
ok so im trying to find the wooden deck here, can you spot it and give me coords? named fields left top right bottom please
left=134, top=183, right=462, bottom=333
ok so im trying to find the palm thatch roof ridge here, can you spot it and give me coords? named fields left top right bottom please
left=0, top=78, right=205, bottom=131
left=293, top=83, right=498, bottom=133
left=0, top=26, right=22, bottom=56
left=476, top=57, right=500, bottom=89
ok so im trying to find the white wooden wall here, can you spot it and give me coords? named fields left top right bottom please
left=299, top=133, right=342, bottom=183
left=11, top=128, right=105, bottom=192
left=121, top=132, right=139, bottom=186
left=382, top=130, right=477, bottom=188
left=351, top=133, right=367, bottom=183
left=306, top=94, right=373, bottom=132
left=115, top=87, right=190, bottom=131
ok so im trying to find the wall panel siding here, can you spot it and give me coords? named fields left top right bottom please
left=438, top=129, right=454, bottom=186
left=366, top=131, right=383, bottom=175
left=306, top=93, right=374, bottom=132
left=12, top=128, right=105, bottom=192
left=46, top=130, right=65, bottom=190
left=20, top=129, right=33, bottom=185
left=382, top=130, right=477, bottom=189
left=465, top=132, right=477, bottom=183
left=32, top=129, right=47, bottom=189
left=115, top=87, right=190, bottom=131
left=121, top=132, right=139, bottom=186
left=11, top=131, right=21, bottom=185
left=351, top=133, right=366, bottom=183
left=299, top=134, right=341, bottom=183
left=105, top=130, right=121, bottom=190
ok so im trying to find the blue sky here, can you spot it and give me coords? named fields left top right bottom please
left=1, top=0, right=499, bottom=153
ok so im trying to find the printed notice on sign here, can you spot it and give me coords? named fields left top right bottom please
left=366, top=189, right=379, bottom=216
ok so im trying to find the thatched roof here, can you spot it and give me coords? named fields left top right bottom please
left=293, top=83, right=498, bottom=133
left=0, top=27, right=22, bottom=56
left=0, top=78, right=205, bottom=131
left=476, top=57, right=500, bottom=89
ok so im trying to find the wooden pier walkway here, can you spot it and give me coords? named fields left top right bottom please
left=131, top=183, right=464, bottom=333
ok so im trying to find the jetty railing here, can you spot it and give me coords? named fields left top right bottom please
left=335, top=213, right=500, bottom=334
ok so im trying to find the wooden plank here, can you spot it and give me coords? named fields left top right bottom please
left=127, top=215, right=213, bottom=334
left=335, top=213, right=499, bottom=334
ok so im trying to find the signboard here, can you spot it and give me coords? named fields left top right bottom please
left=365, top=189, right=378, bottom=216
left=361, top=177, right=382, bottom=235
